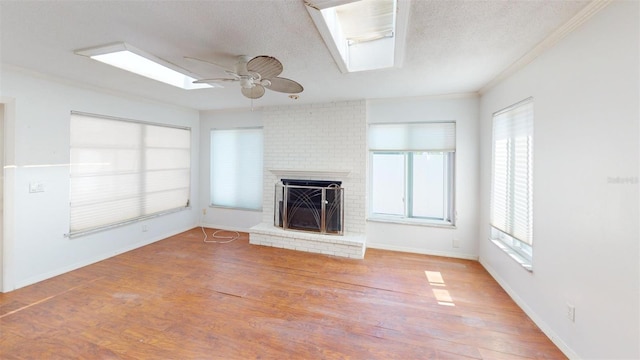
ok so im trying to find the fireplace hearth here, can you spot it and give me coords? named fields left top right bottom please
left=275, top=179, right=343, bottom=235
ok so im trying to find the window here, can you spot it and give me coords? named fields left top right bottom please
left=490, top=98, right=533, bottom=269
left=368, top=122, right=455, bottom=225
left=305, top=0, right=410, bottom=73
left=70, top=112, right=191, bottom=237
left=210, top=128, right=263, bottom=210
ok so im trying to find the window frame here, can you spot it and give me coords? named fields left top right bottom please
left=368, top=150, right=456, bottom=227
left=489, top=98, right=534, bottom=270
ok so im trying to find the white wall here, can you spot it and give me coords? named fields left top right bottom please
left=199, top=109, right=263, bottom=231
left=366, top=95, right=480, bottom=259
left=201, top=97, right=480, bottom=258
left=0, top=103, right=4, bottom=291
left=1, top=68, right=200, bottom=291
left=478, top=2, right=639, bottom=359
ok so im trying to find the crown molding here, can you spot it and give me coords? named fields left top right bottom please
left=479, top=0, right=612, bottom=95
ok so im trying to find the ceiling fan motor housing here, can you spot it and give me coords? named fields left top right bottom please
left=239, top=76, right=254, bottom=89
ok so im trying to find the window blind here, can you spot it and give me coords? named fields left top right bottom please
left=69, top=113, right=191, bottom=236
left=491, top=99, right=533, bottom=245
left=368, top=122, right=456, bottom=151
left=210, top=128, right=263, bottom=210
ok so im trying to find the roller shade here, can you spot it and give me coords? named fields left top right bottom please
left=70, top=113, right=191, bottom=237
left=210, top=128, right=263, bottom=210
left=368, top=122, right=456, bottom=151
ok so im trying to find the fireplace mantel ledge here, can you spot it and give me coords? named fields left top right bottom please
left=269, top=168, right=351, bottom=179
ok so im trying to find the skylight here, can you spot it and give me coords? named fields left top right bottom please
left=75, top=43, right=213, bottom=90
left=306, top=0, right=409, bottom=73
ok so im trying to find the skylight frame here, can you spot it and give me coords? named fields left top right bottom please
left=75, top=42, right=214, bottom=90
left=305, top=0, right=410, bottom=73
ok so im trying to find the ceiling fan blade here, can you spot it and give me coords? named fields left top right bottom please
left=247, top=55, right=283, bottom=79
left=265, top=77, right=303, bottom=94
left=241, top=85, right=265, bottom=99
left=193, top=78, right=238, bottom=84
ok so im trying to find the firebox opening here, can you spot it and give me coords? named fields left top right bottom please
left=275, top=179, right=344, bottom=235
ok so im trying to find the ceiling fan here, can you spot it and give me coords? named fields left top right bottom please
left=186, top=55, right=304, bottom=99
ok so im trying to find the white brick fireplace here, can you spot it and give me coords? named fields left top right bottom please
left=249, top=101, right=367, bottom=258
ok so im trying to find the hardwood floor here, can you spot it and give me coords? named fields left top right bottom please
left=0, top=228, right=566, bottom=359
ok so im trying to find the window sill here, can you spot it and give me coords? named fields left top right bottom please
left=209, top=205, right=263, bottom=212
left=68, top=206, right=190, bottom=238
left=367, top=216, right=456, bottom=229
left=489, top=238, right=533, bottom=272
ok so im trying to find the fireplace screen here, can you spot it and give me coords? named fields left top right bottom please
left=274, top=179, right=344, bottom=235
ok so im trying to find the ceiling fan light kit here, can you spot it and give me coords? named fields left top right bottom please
left=190, top=55, right=304, bottom=100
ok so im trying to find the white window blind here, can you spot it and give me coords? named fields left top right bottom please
left=368, top=122, right=456, bottom=151
left=210, top=128, right=263, bottom=210
left=69, top=113, right=191, bottom=237
left=491, top=99, right=533, bottom=247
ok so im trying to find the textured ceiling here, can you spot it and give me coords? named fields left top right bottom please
left=0, top=0, right=591, bottom=111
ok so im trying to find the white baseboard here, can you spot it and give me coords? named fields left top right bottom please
left=13, top=225, right=195, bottom=291
left=479, top=258, right=579, bottom=360
left=366, top=242, right=478, bottom=260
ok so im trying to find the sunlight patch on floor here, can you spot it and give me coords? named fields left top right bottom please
left=425, top=270, right=455, bottom=306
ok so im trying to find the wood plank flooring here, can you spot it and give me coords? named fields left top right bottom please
left=0, top=228, right=566, bottom=359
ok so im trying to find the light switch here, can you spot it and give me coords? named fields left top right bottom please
left=29, top=182, right=45, bottom=193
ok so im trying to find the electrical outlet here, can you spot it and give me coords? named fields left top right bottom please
left=566, top=303, right=575, bottom=322
left=202, top=208, right=207, bottom=215
left=452, top=238, right=460, bottom=248
left=142, top=224, right=148, bottom=232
